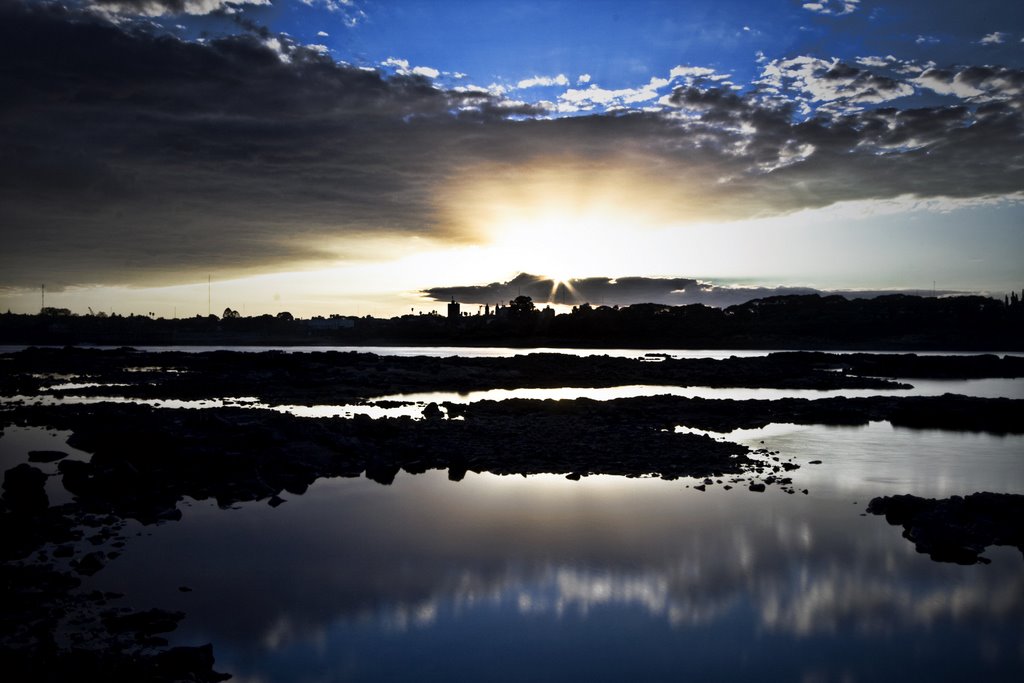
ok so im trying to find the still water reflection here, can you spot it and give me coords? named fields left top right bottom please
left=77, top=425, right=1023, bottom=683
left=377, top=377, right=1024, bottom=403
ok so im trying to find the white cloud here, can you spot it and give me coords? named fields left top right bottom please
left=516, top=74, right=569, bottom=89
left=915, top=66, right=1024, bottom=102
left=915, top=35, right=939, bottom=45
left=559, top=76, right=670, bottom=111
left=380, top=58, right=439, bottom=80
left=669, top=65, right=732, bottom=88
left=411, top=65, right=440, bottom=79
left=980, top=32, right=1007, bottom=45
left=759, top=56, right=914, bottom=109
left=381, top=57, right=409, bottom=71
left=90, top=0, right=269, bottom=17
left=554, top=66, right=730, bottom=113
left=306, top=44, right=330, bottom=54
left=669, top=65, right=715, bottom=80
left=317, top=30, right=329, bottom=37
left=802, top=0, right=859, bottom=16
left=857, top=56, right=891, bottom=68
left=262, top=36, right=290, bottom=63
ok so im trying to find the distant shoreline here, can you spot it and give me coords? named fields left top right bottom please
left=5, top=293, right=1022, bottom=351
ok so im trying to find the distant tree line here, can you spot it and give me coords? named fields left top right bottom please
left=2, top=293, right=1022, bottom=350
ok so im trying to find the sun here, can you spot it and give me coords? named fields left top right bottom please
left=487, top=212, right=608, bottom=284
left=440, top=159, right=685, bottom=282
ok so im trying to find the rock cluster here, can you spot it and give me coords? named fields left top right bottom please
left=867, top=492, right=1024, bottom=564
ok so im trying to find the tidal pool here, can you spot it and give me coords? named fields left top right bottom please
left=65, top=424, right=1024, bottom=683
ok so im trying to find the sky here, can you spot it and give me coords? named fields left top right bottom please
left=0, top=0, right=1021, bottom=317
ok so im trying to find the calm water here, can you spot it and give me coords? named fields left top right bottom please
left=1, top=419, right=1020, bottom=682
left=82, top=423, right=1021, bottom=683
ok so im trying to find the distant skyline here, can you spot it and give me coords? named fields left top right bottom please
left=0, top=0, right=1022, bottom=318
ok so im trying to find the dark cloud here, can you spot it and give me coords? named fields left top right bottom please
left=421, top=274, right=958, bottom=309
left=0, top=1, right=1021, bottom=289
left=0, top=1, right=486, bottom=286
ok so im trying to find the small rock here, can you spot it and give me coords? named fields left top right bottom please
left=72, top=551, right=106, bottom=576
left=3, top=463, right=49, bottom=511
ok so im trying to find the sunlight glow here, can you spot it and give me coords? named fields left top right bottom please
left=441, top=160, right=689, bottom=280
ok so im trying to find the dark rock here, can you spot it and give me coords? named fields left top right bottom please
left=749, top=483, right=766, bottom=492
left=153, top=643, right=232, bottom=682
left=71, top=551, right=106, bottom=576
left=867, top=492, right=1024, bottom=564
left=3, top=463, right=49, bottom=512
left=365, top=458, right=400, bottom=486
left=267, top=495, right=286, bottom=508
left=422, top=402, right=444, bottom=420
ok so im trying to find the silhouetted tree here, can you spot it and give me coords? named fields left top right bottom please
left=222, top=307, right=240, bottom=319
left=508, top=295, right=535, bottom=315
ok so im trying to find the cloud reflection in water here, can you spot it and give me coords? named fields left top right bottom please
left=85, top=462, right=1024, bottom=680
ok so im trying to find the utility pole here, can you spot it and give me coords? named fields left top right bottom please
left=40, top=284, right=44, bottom=312
left=207, top=274, right=211, bottom=317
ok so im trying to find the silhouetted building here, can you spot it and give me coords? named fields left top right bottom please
left=447, top=298, right=461, bottom=319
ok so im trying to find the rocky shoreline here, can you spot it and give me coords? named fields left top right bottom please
left=12, top=347, right=1022, bottom=404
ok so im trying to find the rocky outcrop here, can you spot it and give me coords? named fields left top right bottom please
left=867, top=492, right=1024, bottom=564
